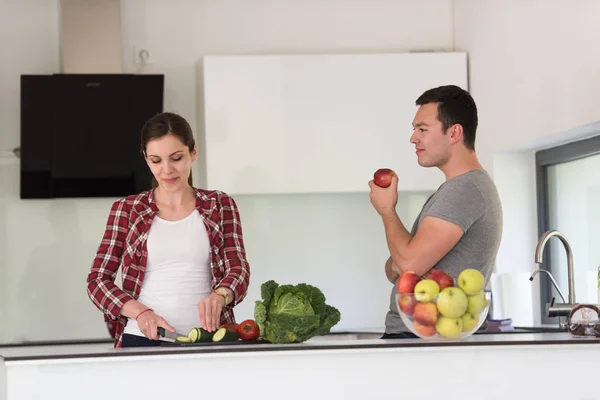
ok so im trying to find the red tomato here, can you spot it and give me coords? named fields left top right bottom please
left=238, top=319, right=260, bottom=341
left=222, top=323, right=239, bottom=332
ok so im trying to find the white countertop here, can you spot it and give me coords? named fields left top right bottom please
left=3, top=332, right=600, bottom=400
left=1, top=331, right=599, bottom=363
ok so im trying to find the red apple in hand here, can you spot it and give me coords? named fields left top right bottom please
left=373, top=168, right=396, bottom=188
left=429, top=270, right=455, bottom=291
left=397, top=271, right=421, bottom=294
left=398, top=294, right=418, bottom=316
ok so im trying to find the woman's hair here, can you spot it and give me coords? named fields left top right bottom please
left=140, top=112, right=195, bottom=189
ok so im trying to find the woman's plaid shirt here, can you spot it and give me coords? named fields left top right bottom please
left=86, top=188, right=251, bottom=347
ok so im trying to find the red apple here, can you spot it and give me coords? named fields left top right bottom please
left=429, top=270, right=455, bottom=291
left=413, top=302, right=438, bottom=327
left=398, top=294, right=417, bottom=316
left=413, top=320, right=437, bottom=336
left=397, top=271, right=421, bottom=294
left=373, top=168, right=396, bottom=188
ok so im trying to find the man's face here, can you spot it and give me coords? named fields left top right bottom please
left=410, top=103, right=451, bottom=168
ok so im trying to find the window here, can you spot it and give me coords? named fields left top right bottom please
left=536, top=134, right=600, bottom=324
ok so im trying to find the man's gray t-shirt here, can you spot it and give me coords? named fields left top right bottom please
left=384, top=169, right=503, bottom=334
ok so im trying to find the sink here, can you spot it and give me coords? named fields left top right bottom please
left=511, top=326, right=568, bottom=333
left=473, top=326, right=568, bottom=335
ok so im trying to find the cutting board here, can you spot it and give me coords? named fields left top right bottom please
left=159, top=339, right=270, bottom=347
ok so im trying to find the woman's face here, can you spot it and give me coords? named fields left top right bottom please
left=144, top=134, right=197, bottom=191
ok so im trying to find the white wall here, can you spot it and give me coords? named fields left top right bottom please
left=454, top=0, right=600, bottom=154
left=0, top=158, right=9, bottom=331
left=0, top=0, right=60, bottom=151
left=232, top=192, right=432, bottom=332
left=0, top=0, right=74, bottom=343
left=491, top=151, right=541, bottom=325
left=492, top=151, right=539, bottom=275
left=454, top=0, right=600, bottom=325
left=120, top=0, right=455, bottom=187
left=0, top=0, right=453, bottom=343
left=60, top=0, right=123, bottom=73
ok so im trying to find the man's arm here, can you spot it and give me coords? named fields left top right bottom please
left=369, top=175, right=470, bottom=280
left=381, top=213, right=464, bottom=277
left=385, top=256, right=399, bottom=283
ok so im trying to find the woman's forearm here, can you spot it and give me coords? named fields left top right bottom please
left=119, top=299, right=150, bottom=319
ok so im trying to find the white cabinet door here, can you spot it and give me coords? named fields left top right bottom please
left=202, top=52, right=467, bottom=195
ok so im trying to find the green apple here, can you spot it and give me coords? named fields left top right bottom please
left=435, top=316, right=463, bottom=338
left=414, top=279, right=440, bottom=302
left=461, top=312, right=480, bottom=332
left=436, top=287, right=468, bottom=318
left=457, top=269, right=485, bottom=295
left=466, top=291, right=488, bottom=314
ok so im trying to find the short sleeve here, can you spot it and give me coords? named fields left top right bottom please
left=422, top=181, right=485, bottom=232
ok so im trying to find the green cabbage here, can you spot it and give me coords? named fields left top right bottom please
left=254, top=280, right=341, bottom=344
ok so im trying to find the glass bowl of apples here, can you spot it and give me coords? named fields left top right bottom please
left=395, top=269, right=491, bottom=340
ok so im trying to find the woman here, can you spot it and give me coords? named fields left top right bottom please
left=86, top=112, right=251, bottom=348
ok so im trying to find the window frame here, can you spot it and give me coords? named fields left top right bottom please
left=535, top=134, right=600, bottom=324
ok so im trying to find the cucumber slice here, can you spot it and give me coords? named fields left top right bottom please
left=212, top=328, right=239, bottom=342
left=187, top=328, right=199, bottom=342
left=186, top=327, right=214, bottom=343
left=197, top=328, right=214, bottom=342
left=176, top=336, right=194, bottom=344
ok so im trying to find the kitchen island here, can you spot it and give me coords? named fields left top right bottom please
left=1, top=332, right=598, bottom=400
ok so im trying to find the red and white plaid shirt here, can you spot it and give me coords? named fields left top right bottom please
left=86, top=188, right=251, bottom=348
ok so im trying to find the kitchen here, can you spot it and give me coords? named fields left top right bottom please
left=1, top=0, right=600, bottom=399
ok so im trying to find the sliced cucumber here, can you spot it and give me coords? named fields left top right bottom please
left=212, top=328, right=239, bottom=342
left=187, top=328, right=199, bottom=342
left=197, top=328, right=214, bottom=342
left=176, top=336, right=194, bottom=344
left=186, top=327, right=214, bottom=343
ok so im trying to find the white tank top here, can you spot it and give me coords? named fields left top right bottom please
left=123, top=210, right=212, bottom=339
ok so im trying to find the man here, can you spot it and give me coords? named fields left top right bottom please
left=369, top=85, right=503, bottom=339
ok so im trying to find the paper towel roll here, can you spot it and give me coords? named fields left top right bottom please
left=490, top=273, right=504, bottom=319
left=492, top=272, right=536, bottom=326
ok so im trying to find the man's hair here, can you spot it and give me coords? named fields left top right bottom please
left=415, top=85, right=478, bottom=150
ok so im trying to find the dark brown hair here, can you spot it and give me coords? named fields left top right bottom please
left=416, top=85, right=478, bottom=151
left=140, top=112, right=195, bottom=189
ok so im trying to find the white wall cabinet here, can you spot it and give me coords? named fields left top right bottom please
left=201, top=52, right=467, bottom=194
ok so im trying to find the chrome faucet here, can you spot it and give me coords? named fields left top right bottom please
left=534, top=230, right=575, bottom=304
left=529, top=269, right=567, bottom=303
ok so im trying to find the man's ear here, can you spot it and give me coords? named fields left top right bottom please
left=448, top=124, right=464, bottom=145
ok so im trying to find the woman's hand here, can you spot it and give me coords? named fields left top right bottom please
left=136, top=310, right=176, bottom=340
left=198, top=293, right=226, bottom=332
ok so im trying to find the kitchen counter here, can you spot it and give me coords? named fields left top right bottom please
left=0, top=331, right=595, bottom=361
left=2, top=332, right=599, bottom=400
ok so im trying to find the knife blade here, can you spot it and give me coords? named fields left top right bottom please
left=157, top=327, right=187, bottom=340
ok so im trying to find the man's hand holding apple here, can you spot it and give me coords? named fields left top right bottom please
left=369, top=169, right=399, bottom=217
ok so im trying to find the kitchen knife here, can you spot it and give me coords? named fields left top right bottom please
left=157, top=327, right=187, bottom=340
